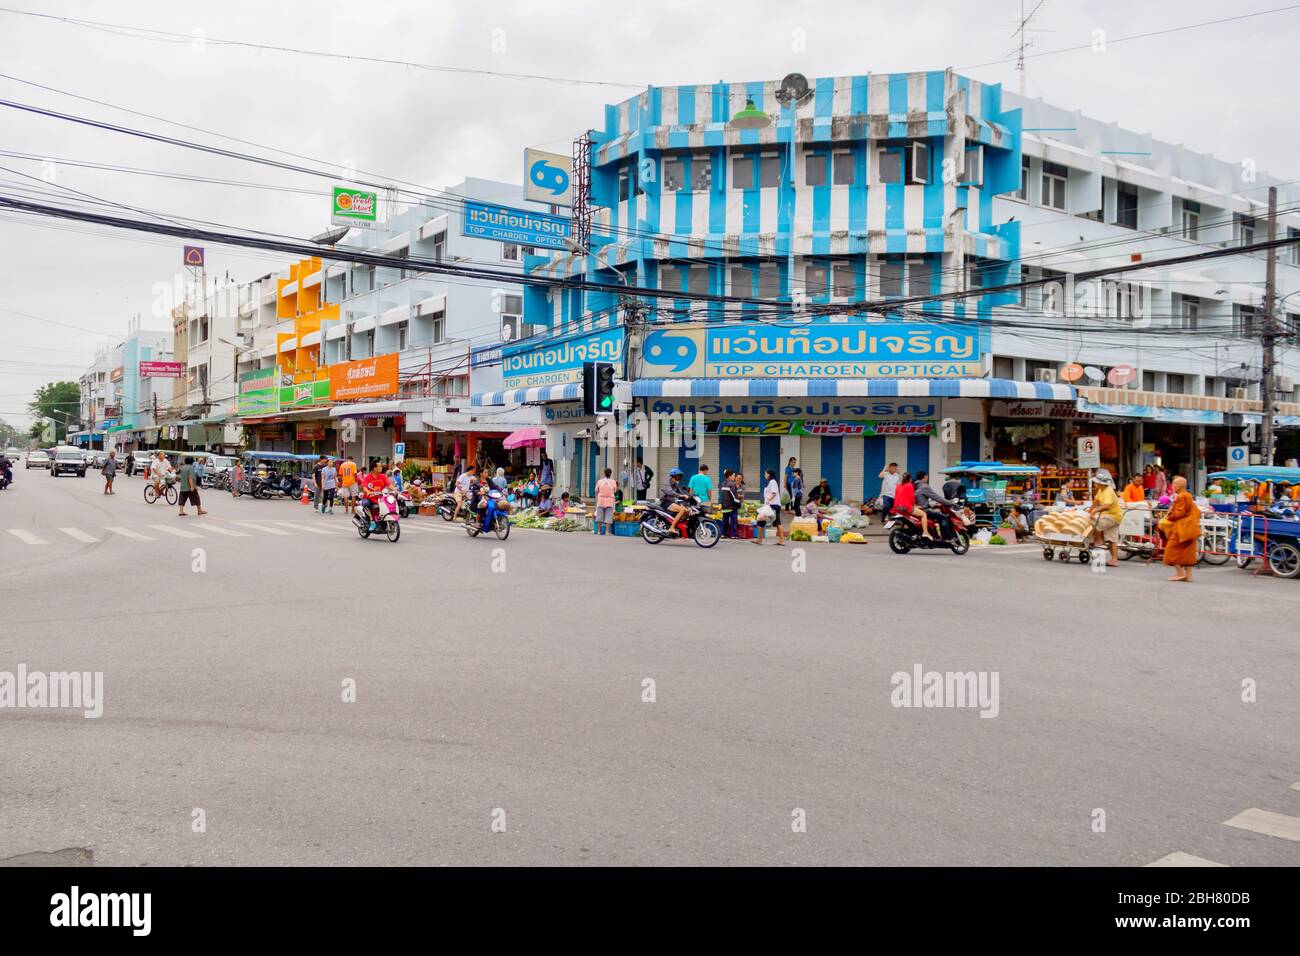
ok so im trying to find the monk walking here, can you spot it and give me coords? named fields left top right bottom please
left=1161, top=475, right=1201, bottom=582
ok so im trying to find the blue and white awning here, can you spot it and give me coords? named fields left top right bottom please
left=630, top=378, right=1077, bottom=401
left=472, top=382, right=582, bottom=407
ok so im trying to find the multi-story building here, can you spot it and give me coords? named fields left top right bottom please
left=482, top=70, right=1300, bottom=499
left=70, top=319, right=174, bottom=453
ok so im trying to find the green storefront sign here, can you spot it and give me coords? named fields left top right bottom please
left=331, top=185, right=378, bottom=227
left=280, top=379, right=330, bottom=407
left=237, top=368, right=279, bottom=416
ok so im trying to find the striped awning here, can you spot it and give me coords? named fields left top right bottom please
left=631, top=378, right=1077, bottom=400
left=472, top=382, right=582, bottom=407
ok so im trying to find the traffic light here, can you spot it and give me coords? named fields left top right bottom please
left=582, top=360, right=617, bottom=416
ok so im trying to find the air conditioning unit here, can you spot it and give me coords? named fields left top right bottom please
left=1230, top=387, right=1249, bottom=400
left=1279, top=377, right=1296, bottom=392
left=1036, top=368, right=1057, bottom=383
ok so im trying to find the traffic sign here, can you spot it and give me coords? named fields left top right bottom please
left=1228, top=445, right=1249, bottom=466
left=1077, top=436, right=1101, bottom=469
left=393, top=442, right=406, bottom=464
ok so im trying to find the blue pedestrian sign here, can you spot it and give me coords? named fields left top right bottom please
left=1228, top=445, right=1249, bottom=466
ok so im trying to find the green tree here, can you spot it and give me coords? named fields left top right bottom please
left=27, top=381, right=81, bottom=444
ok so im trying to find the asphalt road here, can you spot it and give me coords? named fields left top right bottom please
left=1, top=465, right=1298, bottom=866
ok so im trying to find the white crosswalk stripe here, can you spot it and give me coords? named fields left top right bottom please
left=272, top=521, right=338, bottom=535
left=5, top=529, right=45, bottom=545
left=148, top=524, right=204, bottom=539
left=1146, top=852, right=1227, bottom=867
left=1222, top=808, right=1300, bottom=843
left=197, top=524, right=251, bottom=537
left=58, top=527, right=100, bottom=543
left=105, top=526, right=155, bottom=540
left=232, top=522, right=293, bottom=536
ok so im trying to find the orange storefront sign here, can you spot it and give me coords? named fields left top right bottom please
left=328, top=353, right=399, bottom=401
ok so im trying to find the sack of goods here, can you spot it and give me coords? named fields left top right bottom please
left=1033, top=511, right=1093, bottom=538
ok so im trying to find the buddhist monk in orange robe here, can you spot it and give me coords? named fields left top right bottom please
left=1161, top=476, right=1200, bottom=582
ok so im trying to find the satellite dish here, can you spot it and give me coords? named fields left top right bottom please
left=774, top=73, right=812, bottom=107
left=1083, top=365, right=1105, bottom=382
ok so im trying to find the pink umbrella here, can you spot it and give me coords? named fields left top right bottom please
left=502, top=427, right=546, bottom=450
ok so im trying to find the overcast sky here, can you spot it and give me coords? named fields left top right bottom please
left=1, top=0, right=1296, bottom=427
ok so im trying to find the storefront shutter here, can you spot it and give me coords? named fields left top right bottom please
left=820, top=437, right=843, bottom=501
left=862, top=437, right=886, bottom=502
left=840, top=438, right=864, bottom=505
left=718, top=435, right=741, bottom=476
left=741, top=438, right=762, bottom=497
left=906, top=435, right=928, bottom=477
left=800, top=438, right=821, bottom=497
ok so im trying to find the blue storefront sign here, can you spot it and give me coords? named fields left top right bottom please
left=1076, top=399, right=1224, bottom=425
left=502, top=327, right=624, bottom=389
left=639, top=320, right=983, bottom=379
left=461, top=200, right=571, bottom=251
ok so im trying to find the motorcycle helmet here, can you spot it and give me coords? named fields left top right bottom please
left=669, top=468, right=684, bottom=478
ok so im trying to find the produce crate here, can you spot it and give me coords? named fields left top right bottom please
left=736, top=522, right=754, bottom=540
left=613, top=520, right=639, bottom=537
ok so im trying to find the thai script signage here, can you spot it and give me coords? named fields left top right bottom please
left=462, top=200, right=571, bottom=250
left=502, top=327, right=623, bottom=389
left=639, top=320, right=982, bottom=379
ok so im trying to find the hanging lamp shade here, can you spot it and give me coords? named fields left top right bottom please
left=728, top=98, right=771, bottom=130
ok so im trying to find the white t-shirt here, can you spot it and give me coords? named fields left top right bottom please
left=455, top=472, right=474, bottom=493
left=764, top=479, right=781, bottom=506
left=880, top=470, right=901, bottom=498
left=149, top=457, right=170, bottom=478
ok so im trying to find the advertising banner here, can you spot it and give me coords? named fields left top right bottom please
left=502, top=327, right=623, bottom=389
left=237, top=367, right=280, bottom=417
left=281, top=379, right=330, bottom=408
left=523, top=147, right=573, bottom=206
left=330, top=185, right=379, bottom=228
left=462, top=200, right=571, bottom=250
left=296, top=423, right=326, bottom=441
left=138, top=361, right=185, bottom=379
left=642, top=398, right=940, bottom=419
left=639, top=320, right=982, bottom=379
left=329, top=354, right=399, bottom=402
left=702, top=419, right=935, bottom=437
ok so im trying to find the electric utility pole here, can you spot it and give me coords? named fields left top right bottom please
left=1261, top=185, right=1279, bottom=466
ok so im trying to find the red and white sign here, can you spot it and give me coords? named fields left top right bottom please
left=138, top=361, right=185, bottom=379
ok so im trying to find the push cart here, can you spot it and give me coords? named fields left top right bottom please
left=1033, top=511, right=1096, bottom=566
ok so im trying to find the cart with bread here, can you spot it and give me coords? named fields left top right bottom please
left=1033, top=508, right=1096, bottom=565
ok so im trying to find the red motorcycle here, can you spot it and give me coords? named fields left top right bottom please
left=885, top=502, right=972, bottom=555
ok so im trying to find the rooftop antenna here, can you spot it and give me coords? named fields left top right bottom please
left=1009, top=0, right=1050, bottom=96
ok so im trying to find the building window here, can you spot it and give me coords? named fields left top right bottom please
left=732, top=153, right=754, bottom=190
left=691, top=154, right=712, bottom=192
left=431, top=312, right=446, bottom=345
left=877, top=142, right=930, bottom=185
left=1181, top=200, right=1201, bottom=240
left=432, top=237, right=445, bottom=262
left=832, top=261, right=856, bottom=300
left=1237, top=214, right=1256, bottom=247
left=365, top=330, right=375, bottom=357
left=199, top=316, right=209, bottom=343
left=805, top=153, right=829, bottom=187
left=804, top=261, right=828, bottom=297
left=1115, top=182, right=1138, bottom=229
left=730, top=265, right=753, bottom=297
left=396, top=321, right=409, bottom=352
left=958, top=146, right=984, bottom=186
left=1040, top=268, right=1067, bottom=313
left=1178, top=297, right=1199, bottom=331
left=687, top=264, right=709, bottom=296
left=663, top=158, right=684, bottom=191
left=993, top=356, right=1014, bottom=379
left=1041, top=161, right=1068, bottom=211
left=617, top=161, right=641, bottom=202
left=759, top=153, right=782, bottom=188
left=1166, top=373, right=1186, bottom=394
left=1290, top=227, right=1300, bottom=266
left=909, top=259, right=934, bottom=298
left=757, top=263, right=780, bottom=299
left=879, top=260, right=905, bottom=298
left=832, top=151, right=855, bottom=186
left=501, top=243, right=533, bottom=262
left=1013, top=156, right=1031, bottom=201
left=1234, top=304, right=1257, bottom=338
left=1024, top=359, right=1053, bottom=383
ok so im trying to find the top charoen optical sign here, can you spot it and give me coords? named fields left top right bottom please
left=331, top=185, right=379, bottom=227
left=523, top=148, right=572, bottom=207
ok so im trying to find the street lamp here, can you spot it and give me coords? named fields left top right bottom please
left=728, top=98, right=772, bottom=131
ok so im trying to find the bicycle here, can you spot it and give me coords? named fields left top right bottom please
left=143, top=477, right=178, bottom=505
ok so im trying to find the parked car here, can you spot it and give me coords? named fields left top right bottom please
left=49, top=446, right=87, bottom=477
left=25, top=449, right=49, bottom=469
left=83, top=450, right=99, bottom=469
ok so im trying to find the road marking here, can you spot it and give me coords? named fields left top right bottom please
left=105, top=526, right=155, bottom=540
left=148, top=524, right=203, bottom=539
left=272, top=521, right=337, bottom=535
left=4, top=529, right=45, bottom=545
left=1223, top=808, right=1300, bottom=843
left=232, top=522, right=293, bottom=536
left=58, top=527, right=100, bottom=543
left=197, top=524, right=250, bottom=537
left=1291, top=781, right=1300, bottom=792
left=1146, top=852, right=1227, bottom=867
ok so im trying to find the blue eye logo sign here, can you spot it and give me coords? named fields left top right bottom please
left=530, top=159, right=569, bottom=196
left=523, top=148, right=573, bottom=206
left=642, top=330, right=699, bottom=373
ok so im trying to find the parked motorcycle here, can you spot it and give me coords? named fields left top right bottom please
left=884, top=502, right=972, bottom=555
left=639, top=496, right=721, bottom=548
left=464, top=489, right=510, bottom=540
left=396, top=489, right=413, bottom=519
left=435, top=492, right=464, bottom=522
left=353, top=492, right=401, bottom=543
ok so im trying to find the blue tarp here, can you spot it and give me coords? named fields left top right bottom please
left=1208, top=466, right=1300, bottom=483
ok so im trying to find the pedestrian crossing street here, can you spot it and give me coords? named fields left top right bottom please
left=3, top=518, right=466, bottom=548
left=1145, top=781, right=1300, bottom=866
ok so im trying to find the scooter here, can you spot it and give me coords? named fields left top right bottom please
left=464, top=489, right=510, bottom=540
left=639, top=496, right=721, bottom=548
left=885, top=502, right=972, bottom=555
left=396, top=489, right=413, bottom=519
left=435, top=491, right=465, bottom=522
left=353, top=492, right=401, bottom=543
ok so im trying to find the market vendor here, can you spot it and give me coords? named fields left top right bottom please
left=1121, top=475, right=1146, bottom=504
left=1087, top=469, right=1123, bottom=567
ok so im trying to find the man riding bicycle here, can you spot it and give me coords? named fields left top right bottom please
left=149, top=451, right=174, bottom=491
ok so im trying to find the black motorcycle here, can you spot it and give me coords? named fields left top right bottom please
left=639, top=496, right=721, bottom=548
left=435, top=491, right=465, bottom=522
